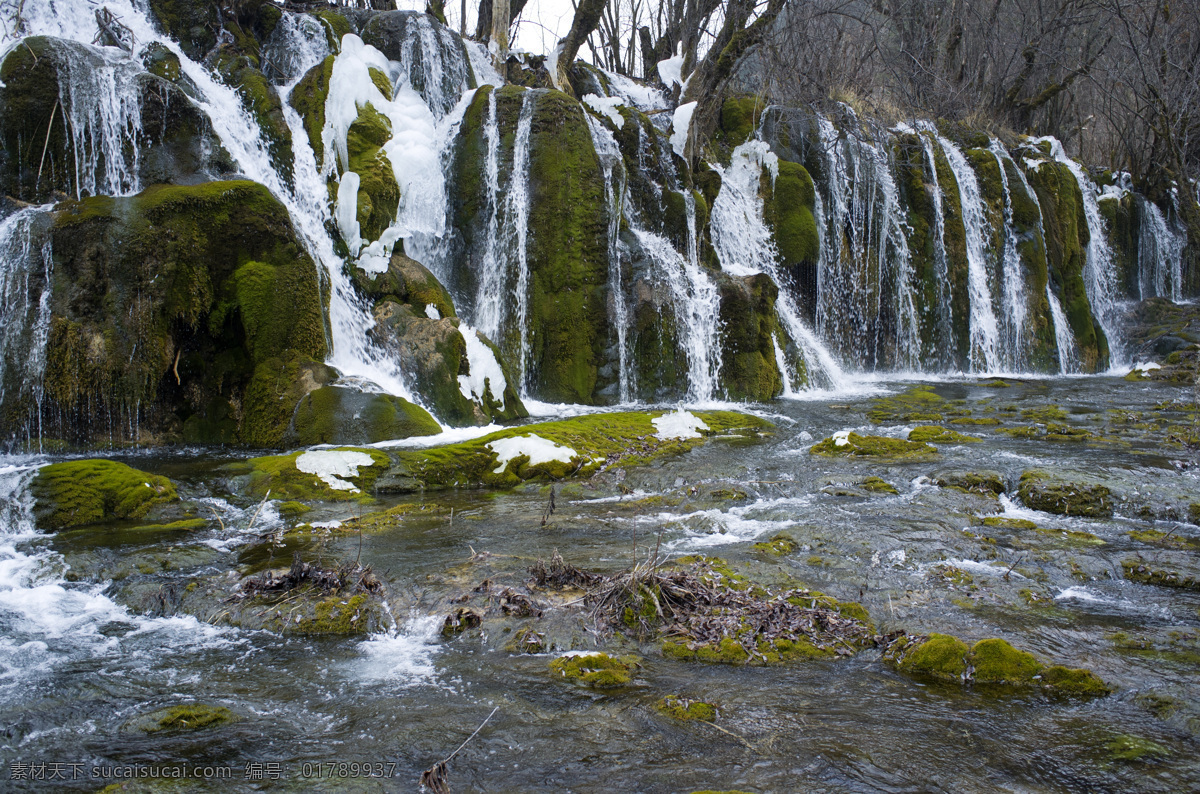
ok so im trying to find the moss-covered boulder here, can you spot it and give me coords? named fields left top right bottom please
left=549, top=652, right=635, bottom=688
left=716, top=272, right=786, bottom=400
left=147, top=0, right=221, bottom=60
left=0, top=37, right=232, bottom=203
left=355, top=252, right=457, bottom=318
left=209, top=37, right=294, bottom=186
left=136, top=703, right=234, bottom=734
left=289, top=385, right=440, bottom=446
left=933, top=470, right=1005, bottom=496
left=655, top=695, right=717, bottom=721
left=764, top=160, right=820, bottom=294
left=381, top=410, right=771, bottom=491
left=810, top=432, right=938, bottom=460
left=32, top=460, right=178, bottom=530
left=908, top=426, right=981, bottom=444
left=289, top=55, right=335, bottom=166
left=1018, top=470, right=1113, bottom=517
left=884, top=633, right=1109, bottom=695
left=868, top=385, right=944, bottom=422
left=232, top=447, right=392, bottom=501
left=40, top=182, right=329, bottom=447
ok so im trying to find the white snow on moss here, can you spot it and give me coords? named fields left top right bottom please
left=425, top=303, right=441, bottom=319
left=652, top=409, right=709, bottom=440
left=583, top=93, right=625, bottom=129
left=457, top=325, right=507, bottom=407
left=487, top=434, right=577, bottom=474
left=295, top=450, right=377, bottom=492
left=832, top=429, right=852, bottom=446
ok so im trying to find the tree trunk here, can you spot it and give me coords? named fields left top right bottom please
left=553, top=0, right=606, bottom=96
left=491, top=0, right=510, bottom=72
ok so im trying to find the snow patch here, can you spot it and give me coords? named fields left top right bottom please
left=425, top=303, right=441, bottom=320
left=652, top=409, right=709, bottom=440
left=832, top=429, right=852, bottom=446
left=487, top=434, right=578, bottom=473
left=670, top=101, right=696, bottom=158
left=457, top=325, right=507, bottom=407
left=583, top=93, right=625, bottom=129
left=657, top=54, right=683, bottom=88
left=1132, top=361, right=1161, bottom=373
left=295, top=450, right=377, bottom=492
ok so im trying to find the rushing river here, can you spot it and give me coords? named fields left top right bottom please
left=2, top=374, right=1199, bottom=792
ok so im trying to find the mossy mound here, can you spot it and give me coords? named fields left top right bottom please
left=354, top=252, right=456, bottom=318
left=933, top=470, right=1005, bottom=496
left=1128, top=529, right=1200, bottom=550
left=655, top=695, right=717, bottom=721
left=1105, top=734, right=1171, bottom=762
left=128, top=518, right=207, bottom=533
left=663, top=635, right=835, bottom=665
left=884, top=633, right=1109, bottom=695
left=42, top=182, right=328, bottom=447
left=138, top=704, right=234, bottom=734
left=234, top=447, right=392, bottom=501
left=868, top=386, right=944, bottom=422
left=287, top=593, right=376, bottom=635
left=715, top=273, right=787, bottom=400
left=908, top=426, right=981, bottom=444
left=810, top=432, right=937, bottom=460
left=1122, top=560, right=1200, bottom=591
left=32, top=460, right=178, bottom=530
left=289, top=385, right=440, bottom=446
left=548, top=652, right=635, bottom=688
left=1018, top=470, right=1113, bottom=517
left=383, top=410, right=771, bottom=491
left=982, top=516, right=1039, bottom=530
left=947, top=416, right=1000, bottom=426
left=752, top=533, right=798, bottom=556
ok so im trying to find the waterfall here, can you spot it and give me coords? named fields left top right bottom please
left=919, top=134, right=956, bottom=370
left=0, top=207, right=53, bottom=445
left=261, top=12, right=331, bottom=85
left=1039, top=137, right=1126, bottom=367
left=393, top=12, right=474, bottom=120
left=773, top=334, right=796, bottom=397
left=1047, top=283, right=1080, bottom=373
left=989, top=140, right=1032, bottom=371
left=1137, top=195, right=1186, bottom=302
left=936, top=134, right=1001, bottom=372
left=509, top=95, right=535, bottom=391
left=584, top=114, right=633, bottom=402
left=710, top=140, right=850, bottom=391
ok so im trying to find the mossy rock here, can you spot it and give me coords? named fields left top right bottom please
left=766, top=160, right=820, bottom=288
left=1105, top=735, right=1171, bottom=762
left=860, top=476, right=899, bottom=494
left=43, top=182, right=328, bottom=448
left=147, top=0, right=220, bottom=59
left=288, top=593, right=377, bottom=635
left=354, top=252, right=456, bottom=318
left=343, top=103, right=400, bottom=244
left=665, top=635, right=835, bottom=665
left=381, top=410, right=771, bottom=491
left=810, top=432, right=937, bottom=461
left=235, top=447, right=392, bottom=501
left=909, top=426, right=981, bottom=444
left=137, top=703, right=234, bottom=734
left=752, top=533, right=798, bottom=556
left=290, top=385, right=440, bottom=446
left=32, top=460, right=178, bottom=530
left=1128, top=529, right=1200, bottom=550
left=127, top=518, right=208, bottom=533
left=982, top=516, right=1039, bottom=530
left=1018, top=470, right=1113, bottom=517
left=548, top=652, right=635, bottom=688
left=289, top=55, right=336, bottom=166
left=655, top=695, right=717, bottom=722
left=948, top=416, right=1000, bottom=426
left=885, top=633, right=1109, bottom=695
left=868, top=386, right=944, bottom=423
left=715, top=273, right=785, bottom=400
left=1122, top=560, right=1200, bottom=591
left=933, top=470, right=1005, bottom=496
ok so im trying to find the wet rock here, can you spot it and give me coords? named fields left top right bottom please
left=752, top=533, right=798, bottom=556
left=288, top=385, right=440, bottom=446
left=933, top=470, right=1005, bottom=496
left=133, top=703, right=235, bottom=734
left=1122, top=560, right=1200, bottom=591
left=1017, top=470, right=1113, bottom=517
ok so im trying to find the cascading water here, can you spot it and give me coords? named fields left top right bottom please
left=936, top=134, right=1001, bottom=372
left=1137, top=195, right=1186, bottom=302
left=989, top=140, right=1032, bottom=371
left=1039, top=137, right=1126, bottom=367
left=261, top=11, right=331, bottom=85
left=584, top=114, right=634, bottom=402
left=918, top=133, right=956, bottom=369
left=0, top=207, right=53, bottom=445
left=711, top=140, right=850, bottom=391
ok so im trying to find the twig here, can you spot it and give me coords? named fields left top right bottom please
left=245, top=489, right=271, bottom=533
left=1003, top=554, right=1025, bottom=581
left=699, top=720, right=762, bottom=754
left=35, top=100, right=58, bottom=188
left=444, top=706, right=499, bottom=764
left=420, top=706, right=499, bottom=792
left=208, top=505, right=226, bottom=532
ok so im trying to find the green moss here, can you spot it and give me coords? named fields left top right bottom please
left=715, top=96, right=763, bottom=152
left=292, top=593, right=372, bottom=634
left=663, top=637, right=750, bottom=665
left=655, top=695, right=716, bottom=721
left=971, top=638, right=1042, bottom=684
left=345, top=103, right=400, bottom=243
left=860, top=476, right=899, bottom=494
left=128, top=518, right=207, bottom=532
left=312, top=9, right=352, bottom=50
left=934, top=471, right=1005, bottom=496
left=1017, top=470, right=1113, bottom=517
left=291, top=386, right=440, bottom=446
left=753, top=533, right=798, bottom=556
left=868, top=386, right=944, bottom=422
left=982, top=517, right=1038, bottom=530
left=1039, top=665, right=1110, bottom=696
left=384, top=410, right=770, bottom=491
left=810, top=432, right=938, bottom=460
left=239, top=447, right=392, bottom=501
left=548, top=652, right=634, bottom=688
left=716, top=273, right=785, bottom=400
left=147, top=0, right=219, bottom=59
left=1128, top=529, right=1200, bottom=549
left=1122, top=560, right=1200, bottom=591
left=141, top=704, right=233, bottom=733
left=908, top=426, right=981, bottom=444
left=768, top=161, right=820, bottom=285
left=289, top=55, right=335, bottom=167
left=1021, top=405, right=1068, bottom=422
left=276, top=501, right=311, bottom=518
left=32, top=460, right=178, bottom=530
left=890, top=633, right=970, bottom=680
left=948, top=416, right=1000, bottom=426
left=1105, top=735, right=1170, bottom=762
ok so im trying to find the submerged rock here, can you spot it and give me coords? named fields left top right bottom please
left=134, top=703, right=235, bottom=734
left=1017, top=470, right=1113, bottom=517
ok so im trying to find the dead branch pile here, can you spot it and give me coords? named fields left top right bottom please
left=584, top=558, right=874, bottom=656
left=240, top=552, right=382, bottom=598
left=527, top=550, right=604, bottom=590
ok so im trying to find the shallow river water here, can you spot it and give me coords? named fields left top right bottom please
left=2, top=375, right=1199, bottom=792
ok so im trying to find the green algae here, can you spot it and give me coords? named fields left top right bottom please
left=982, top=517, right=1039, bottom=530
left=140, top=704, right=234, bottom=733
left=290, top=593, right=372, bottom=635
left=656, top=695, right=717, bottom=721
left=810, top=432, right=937, bottom=460
left=860, top=476, right=899, bottom=494
left=752, top=533, right=798, bottom=556
left=868, top=386, right=944, bottom=422
left=934, top=471, right=1005, bottom=496
left=1017, top=470, right=1113, bottom=517
left=908, top=426, right=981, bottom=444
left=548, top=652, right=634, bottom=688
left=1105, top=735, right=1171, bottom=762
left=32, top=460, right=178, bottom=530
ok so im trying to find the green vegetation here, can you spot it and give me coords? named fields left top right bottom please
left=860, top=476, right=899, bottom=494
left=140, top=704, right=234, bottom=733
left=234, top=447, right=392, bottom=501
left=655, top=695, right=717, bottom=721
left=1017, top=470, right=1113, bottom=517
left=752, top=533, right=798, bottom=555
left=868, top=385, right=944, bottom=422
left=1122, top=560, right=1200, bottom=591
left=548, top=652, right=635, bottom=688
left=32, top=460, right=178, bottom=530
left=934, top=471, right=1005, bottom=496
left=810, top=432, right=938, bottom=460
left=908, top=426, right=981, bottom=444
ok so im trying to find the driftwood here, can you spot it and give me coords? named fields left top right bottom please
left=94, top=8, right=135, bottom=52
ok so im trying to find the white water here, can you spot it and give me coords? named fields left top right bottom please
left=989, top=140, right=1032, bottom=371
left=919, top=133, right=956, bottom=368
left=261, top=12, right=331, bottom=85
left=0, top=207, right=53, bottom=442
left=1047, top=283, right=1080, bottom=373
left=1038, top=137, right=1126, bottom=367
left=937, top=134, right=1001, bottom=372
left=712, top=140, right=850, bottom=392
left=1137, top=195, right=1185, bottom=302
